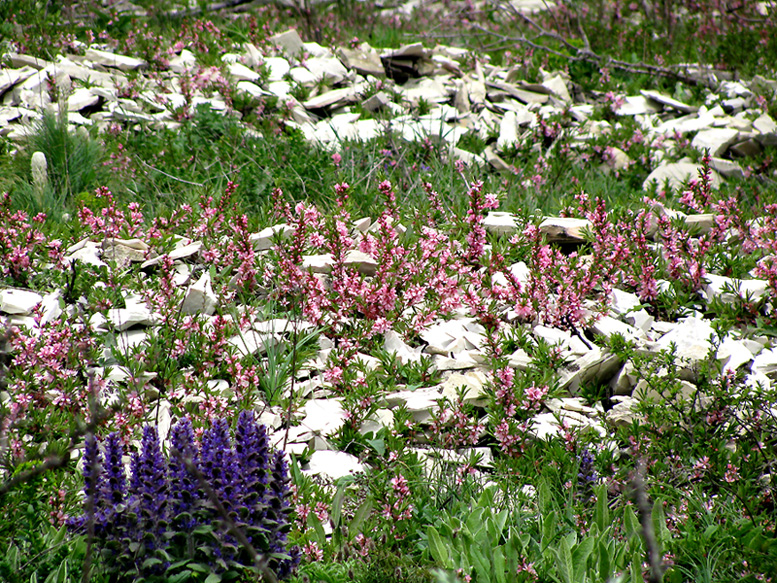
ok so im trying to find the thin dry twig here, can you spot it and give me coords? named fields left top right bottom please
left=474, top=1, right=722, bottom=88
left=178, top=452, right=280, bottom=583
left=139, top=160, right=205, bottom=187
left=631, top=459, right=664, bottom=583
left=163, top=0, right=272, bottom=19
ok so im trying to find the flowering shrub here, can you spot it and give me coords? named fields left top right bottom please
left=68, top=412, right=299, bottom=581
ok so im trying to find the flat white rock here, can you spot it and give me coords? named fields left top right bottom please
left=181, top=272, right=217, bottom=315
left=691, top=128, right=739, bottom=157
left=717, top=337, right=755, bottom=374
left=655, top=316, right=715, bottom=365
left=107, top=301, right=159, bottom=331
left=483, top=212, right=520, bottom=235
left=305, top=450, right=365, bottom=480
left=228, top=330, right=280, bottom=356
left=752, top=348, right=777, bottom=379
left=85, top=48, right=147, bottom=71
left=643, top=162, right=722, bottom=193
left=227, top=62, right=260, bottom=82
left=301, top=398, right=347, bottom=435
left=384, top=329, right=423, bottom=363
left=0, top=289, right=43, bottom=315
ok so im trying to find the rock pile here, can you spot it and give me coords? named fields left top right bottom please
left=2, top=26, right=776, bottom=193
left=2, top=206, right=775, bottom=482
left=2, top=28, right=777, bottom=482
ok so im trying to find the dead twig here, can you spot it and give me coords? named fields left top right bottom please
left=178, top=452, right=279, bottom=583
left=630, top=459, right=664, bottom=583
left=163, top=0, right=273, bottom=19
left=475, top=1, right=721, bottom=88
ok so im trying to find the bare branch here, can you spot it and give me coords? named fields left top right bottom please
left=163, top=0, right=274, bottom=19
left=631, top=459, right=664, bottom=583
left=178, top=452, right=280, bottom=583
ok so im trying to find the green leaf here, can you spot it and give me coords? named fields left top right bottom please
left=598, top=538, right=612, bottom=581
left=142, top=557, right=164, bottom=569
left=542, top=510, right=558, bottom=550
left=349, top=497, right=373, bottom=535
left=188, top=562, right=210, bottom=573
left=331, top=481, right=346, bottom=529
left=493, top=546, right=507, bottom=583
left=554, top=536, right=574, bottom=583
left=43, top=561, right=67, bottom=583
left=470, top=546, right=490, bottom=583
left=594, top=485, right=609, bottom=533
left=366, top=437, right=385, bottom=457
left=427, top=526, right=452, bottom=569
left=204, top=573, right=222, bottom=583
left=651, top=500, right=670, bottom=547
left=6, top=545, right=19, bottom=570
left=630, top=546, right=644, bottom=583
left=307, top=512, right=327, bottom=545
left=538, top=480, right=552, bottom=515
left=623, top=505, right=640, bottom=539
left=572, top=536, right=594, bottom=582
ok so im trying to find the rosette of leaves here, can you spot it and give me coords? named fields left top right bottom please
left=69, top=412, right=299, bottom=582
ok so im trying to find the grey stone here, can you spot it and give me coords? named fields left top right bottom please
left=384, top=330, right=423, bottom=363
left=730, top=138, right=763, bottom=157
left=539, top=217, right=590, bottom=243
left=438, top=370, right=489, bottom=407
left=250, top=223, right=296, bottom=251
left=691, top=127, right=739, bottom=157
left=337, top=44, right=385, bottom=77
left=542, top=73, right=571, bottom=103
left=102, top=238, right=149, bottom=265
left=487, top=80, right=549, bottom=105
left=85, top=48, right=147, bottom=71
left=643, top=162, right=722, bottom=193
left=227, top=62, right=261, bottom=82
left=305, top=450, right=365, bottom=479
left=0, top=289, right=43, bottom=315
left=362, top=91, right=392, bottom=113
left=229, top=330, right=280, bottom=357
left=701, top=274, right=769, bottom=304
left=264, top=57, right=290, bottom=82
left=107, top=301, right=159, bottom=331
left=169, top=49, right=197, bottom=73
left=640, top=89, right=698, bottom=113
left=709, top=157, right=745, bottom=179
left=617, top=95, right=662, bottom=115
left=718, top=336, right=755, bottom=374
left=754, top=113, right=777, bottom=146
left=304, top=57, right=349, bottom=84
left=289, top=66, right=317, bottom=86
left=655, top=316, right=715, bottom=372
left=181, top=272, right=217, bottom=315
left=605, top=396, right=641, bottom=428
left=483, top=212, right=520, bottom=235
left=304, top=86, right=360, bottom=109
left=270, top=29, right=305, bottom=59
left=752, top=348, right=777, bottom=379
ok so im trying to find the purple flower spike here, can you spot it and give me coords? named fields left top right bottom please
left=101, top=432, right=126, bottom=508
left=129, top=425, right=169, bottom=552
left=235, top=410, right=270, bottom=522
left=168, top=417, right=200, bottom=528
left=200, top=418, right=241, bottom=516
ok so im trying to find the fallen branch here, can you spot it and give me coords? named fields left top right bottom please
left=163, top=0, right=274, bottom=19
left=631, top=459, right=665, bottom=583
left=472, top=1, right=722, bottom=88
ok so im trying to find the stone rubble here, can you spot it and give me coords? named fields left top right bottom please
left=2, top=30, right=777, bottom=481
left=2, top=29, right=775, bottom=187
